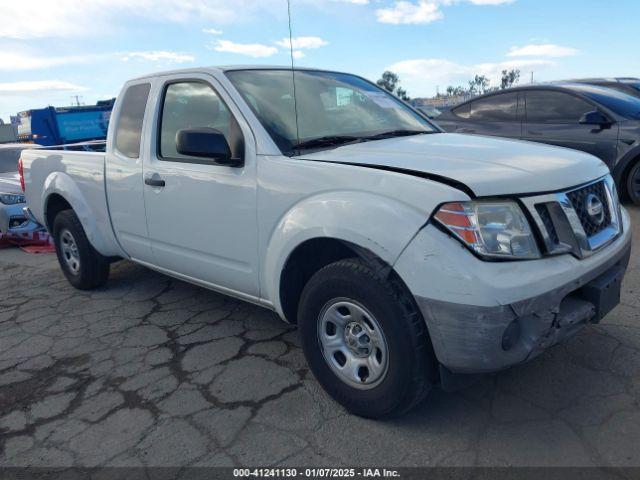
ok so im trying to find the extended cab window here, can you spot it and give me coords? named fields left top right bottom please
left=468, top=93, right=518, bottom=122
left=159, top=81, right=242, bottom=161
left=525, top=91, right=591, bottom=123
left=115, top=83, right=151, bottom=158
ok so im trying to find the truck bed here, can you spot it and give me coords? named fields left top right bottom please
left=21, top=148, right=123, bottom=257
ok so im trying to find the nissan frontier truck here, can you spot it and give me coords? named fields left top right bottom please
left=20, top=67, right=632, bottom=418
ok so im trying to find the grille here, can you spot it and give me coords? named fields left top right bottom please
left=566, top=181, right=612, bottom=237
left=536, top=204, right=559, bottom=245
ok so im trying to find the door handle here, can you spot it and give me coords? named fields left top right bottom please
left=458, top=128, right=476, bottom=134
left=527, top=130, right=543, bottom=136
left=145, top=177, right=165, bottom=187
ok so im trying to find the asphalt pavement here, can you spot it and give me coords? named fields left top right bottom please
left=0, top=206, right=639, bottom=469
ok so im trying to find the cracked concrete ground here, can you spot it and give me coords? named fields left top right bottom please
left=0, top=206, right=638, bottom=469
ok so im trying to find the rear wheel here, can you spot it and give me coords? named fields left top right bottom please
left=297, top=258, right=437, bottom=418
left=53, top=210, right=110, bottom=290
left=627, top=160, right=640, bottom=205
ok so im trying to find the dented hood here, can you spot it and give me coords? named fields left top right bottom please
left=298, top=133, right=609, bottom=197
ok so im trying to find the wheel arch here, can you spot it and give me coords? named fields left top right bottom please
left=42, top=172, right=124, bottom=257
left=613, top=145, right=640, bottom=200
left=278, top=237, right=419, bottom=325
left=44, top=193, right=72, bottom=232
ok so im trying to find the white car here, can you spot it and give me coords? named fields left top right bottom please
left=20, top=67, right=632, bottom=418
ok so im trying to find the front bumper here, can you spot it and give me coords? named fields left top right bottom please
left=394, top=206, right=632, bottom=374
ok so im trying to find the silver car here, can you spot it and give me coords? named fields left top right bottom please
left=0, top=145, right=39, bottom=235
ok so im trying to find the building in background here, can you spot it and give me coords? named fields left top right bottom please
left=412, top=94, right=474, bottom=109
left=0, top=119, right=18, bottom=144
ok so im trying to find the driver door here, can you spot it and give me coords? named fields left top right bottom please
left=142, top=74, right=260, bottom=298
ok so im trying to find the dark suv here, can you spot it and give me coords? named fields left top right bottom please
left=436, top=83, right=640, bottom=204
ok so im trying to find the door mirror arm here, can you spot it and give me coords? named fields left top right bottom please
left=214, top=156, right=244, bottom=167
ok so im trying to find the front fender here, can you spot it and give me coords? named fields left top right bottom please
left=263, top=190, right=430, bottom=315
left=42, top=172, right=123, bottom=257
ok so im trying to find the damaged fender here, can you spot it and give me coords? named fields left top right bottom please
left=263, top=190, right=428, bottom=317
left=394, top=208, right=632, bottom=374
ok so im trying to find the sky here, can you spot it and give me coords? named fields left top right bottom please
left=1, top=0, right=639, bottom=121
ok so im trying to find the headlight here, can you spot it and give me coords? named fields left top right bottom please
left=434, top=201, right=540, bottom=260
left=0, top=193, right=25, bottom=205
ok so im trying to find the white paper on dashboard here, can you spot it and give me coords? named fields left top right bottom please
left=364, top=91, right=398, bottom=109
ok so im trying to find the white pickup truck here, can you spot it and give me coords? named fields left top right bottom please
left=20, top=67, right=632, bottom=418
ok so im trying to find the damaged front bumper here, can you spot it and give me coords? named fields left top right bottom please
left=395, top=206, right=632, bottom=374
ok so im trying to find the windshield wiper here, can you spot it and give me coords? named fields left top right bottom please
left=362, top=129, right=431, bottom=140
left=290, top=130, right=431, bottom=154
left=291, top=135, right=361, bottom=151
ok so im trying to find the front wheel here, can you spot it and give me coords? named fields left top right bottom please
left=53, top=210, right=110, bottom=290
left=627, top=160, right=640, bottom=205
left=297, top=258, right=437, bottom=418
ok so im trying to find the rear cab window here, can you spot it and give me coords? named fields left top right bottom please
left=115, top=83, right=151, bottom=158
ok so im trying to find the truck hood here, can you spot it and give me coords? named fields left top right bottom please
left=298, top=133, right=609, bottom=197
left=0, top=172, right=21, bottom=195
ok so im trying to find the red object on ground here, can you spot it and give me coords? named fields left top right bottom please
left=19, top=244, right=56, bottom=254
left=0, top=231, right=54, bottom=253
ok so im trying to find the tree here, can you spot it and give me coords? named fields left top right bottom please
left=376, top=71, right=399, bottom=93
left=396, top=87, right=410, bottom=101
left=441, top=71, right=515, bottom=100
left=468, top=75, right=490, bottom=95
left=500, top=69, right=521, bottom=90
left=445, top=85, right=467, bottom=97
left=376, top=71, right=410, bottom=101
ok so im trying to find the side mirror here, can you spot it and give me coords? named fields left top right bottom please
left=175, top=128, right=243, bottom=167
left=579, top=110, right=611, bottom=128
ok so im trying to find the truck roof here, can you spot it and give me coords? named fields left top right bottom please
left=128, top=65, right=343, bottom=82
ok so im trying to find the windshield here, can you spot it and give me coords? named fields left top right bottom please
left=621, top=80, right=640, bottom=89
left=226, top=69, right=436, bottom=154
left=595, top=83, right=640, bottom=100
left=571, top=84, right=640, bottom=119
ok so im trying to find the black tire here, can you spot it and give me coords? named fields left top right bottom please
left=297, top=258, right=438, bottom=419
left=627, top=160, right=640, bottom=205
left=53, top=209, right=110, bottom=290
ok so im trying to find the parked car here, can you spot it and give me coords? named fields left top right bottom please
left=436, top=83, right=640, bottom=204
left=0, top=144, right=39, bottom=235
left=21, top=67, right=631, bottom=418
left=569, top=78, right=640, bottom=99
